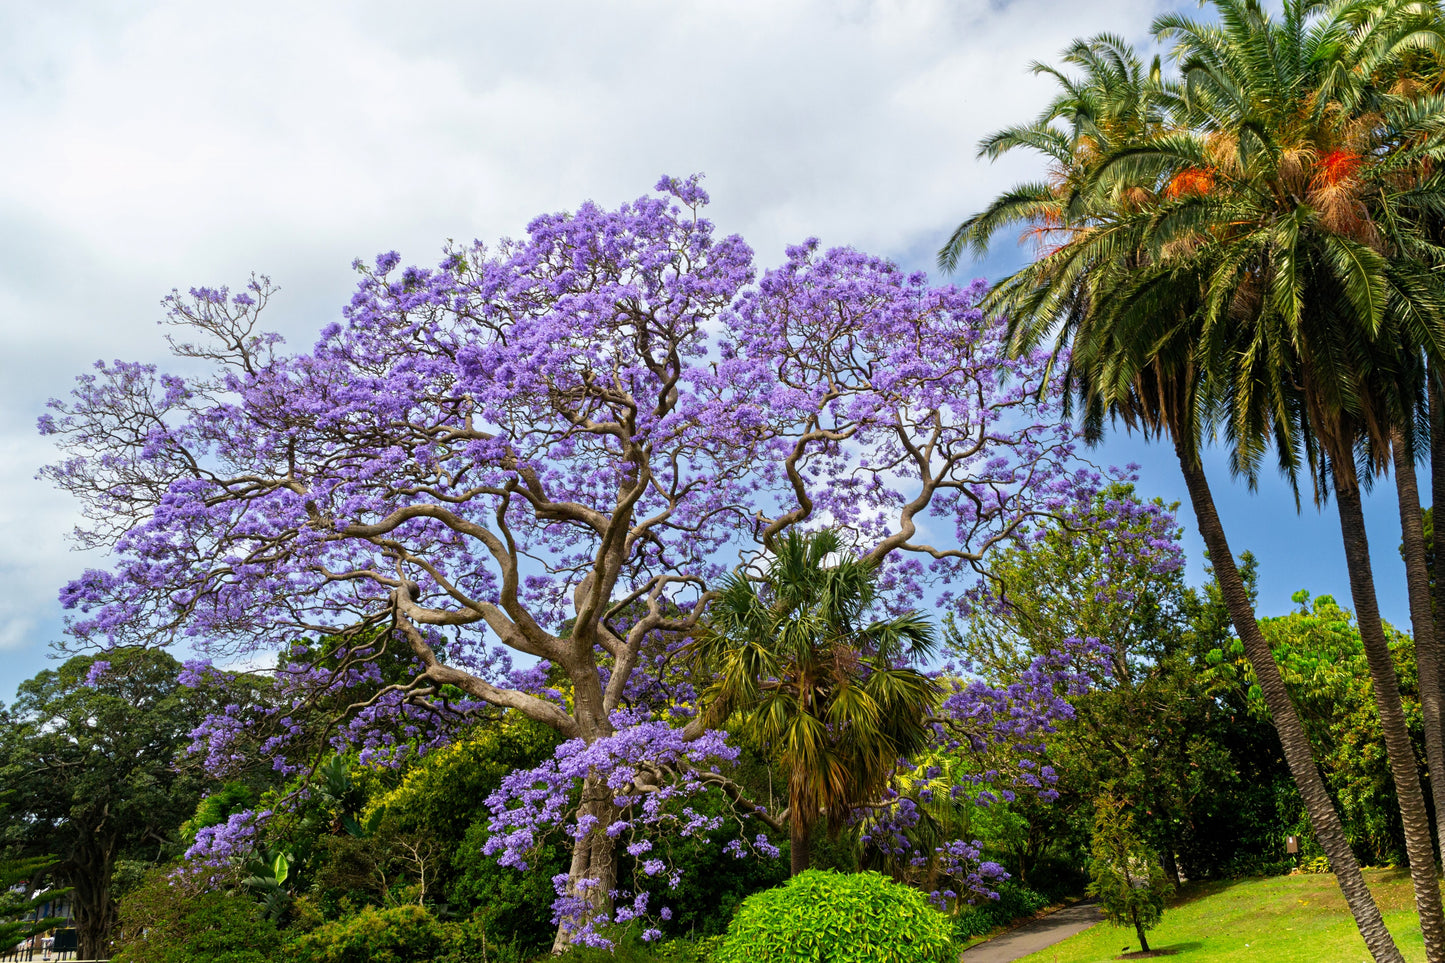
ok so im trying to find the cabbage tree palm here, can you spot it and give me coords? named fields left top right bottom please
left=689, top=529, right=941, bottom=876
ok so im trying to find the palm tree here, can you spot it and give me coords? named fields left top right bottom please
left=689, top=529, right=941, bottom=876
left=940, top=9, right=1445, bottom=958
left=1365, top=31, right=1445, bottom=860
left=1137, top=7, right=1445, bottom=957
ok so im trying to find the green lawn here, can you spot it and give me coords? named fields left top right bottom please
left=1015, top=869, right=1429, bottom=963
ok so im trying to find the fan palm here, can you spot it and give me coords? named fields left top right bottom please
left=689, top=529, right=941, bottom=876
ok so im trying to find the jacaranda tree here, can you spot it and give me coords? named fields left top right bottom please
left=42, top=177, right=1105, bottom=949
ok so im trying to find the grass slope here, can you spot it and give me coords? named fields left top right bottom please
left=1016, top=869, right=1427, bottom=963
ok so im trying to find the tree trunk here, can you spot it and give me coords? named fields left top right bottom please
left=1431, top=375, right=1445, bottom=626
left=790, top=817, right=811, bottom=877
left=1160, top=841, right=1182, bottom=889
left=71, top=866, right=113, bottom=962
left=1173, top=441, right=1405, bottom=963
left=1394, top=431, right=1445, bottom=861
left=64, top=832, right=118, bottom=963
left=1334, top=480, right=1445, bottom=962
left=549, top=777, right=620, bottom=955
left=1430, top=373, right=1445, bottom=807
left=1133, top=907, right=1151, bottom=954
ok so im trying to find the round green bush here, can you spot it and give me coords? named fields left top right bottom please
left=288, top=904, right=443, bottom=963
left=714, top=870, right=956, bottom=963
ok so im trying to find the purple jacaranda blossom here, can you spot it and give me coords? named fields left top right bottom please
left=41, top=176, right=1115, bottom=947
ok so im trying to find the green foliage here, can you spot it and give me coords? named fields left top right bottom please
left=0, top=648, right=230, bottom=956
left=111, top=867, right=282, bottom=963
left=241, top=848, right=295, bottom=923
left=713, top=870, right=956, bottom=963
left=286, top=905, right=524, bottom=963
left=1086, top=797, right=1170, bottom=952
left=366, top=714, right=559, bottom=841
left=1210, top=591, right=1422, bottom=865
left=289, top=904, right=444, bottom=963
left=241, top=713, right=563, bottom=942
left=0, top=857, right=68, bottom=950
left=181, top=783, right=258, bottom=846
left=448, top=818, right=567, bottom=950
left=950, top=881, right=1051, bottom=940
left=554, top=930, right=722, bottom=963
left=630, top=785, right=789, bottom=936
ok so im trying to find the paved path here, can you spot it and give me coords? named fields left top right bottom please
left=959, top=901, right=1104, bottom=963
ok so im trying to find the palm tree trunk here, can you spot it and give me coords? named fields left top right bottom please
left=1334, top=477, right=1445, bottom=962
left=1432, top=375, right=1445, bottom=623
left=1429, top=374, right=1445, bottom=764
left=1394, top=430, right=1445, bottom=859
left=790, top=818, right=811, bottom=876
left=1173, top=440, right=1404, bottom=963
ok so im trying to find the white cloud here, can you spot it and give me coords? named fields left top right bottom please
left=0, top=0, right=1189, bottom=693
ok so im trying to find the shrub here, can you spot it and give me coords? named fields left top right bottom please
left=554, top=930, right=722, bottom=962
left=438, top=917, right=528, bottom=963
left=713, top=870, right=956, bottom=963
left=288, top=904, right=443, bottom=963
left=951, top=881, right=1051, bottom=940
left=111, top=867, right=282, bottom=963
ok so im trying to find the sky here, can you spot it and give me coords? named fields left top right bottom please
left=0, top=0, right=1418, bottom=701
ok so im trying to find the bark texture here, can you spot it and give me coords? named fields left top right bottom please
left=550, top=777, right=621, bottom=955
left=790, top=819, right=811, bottom=877
left=1175, top=442, right=1405, bottom=963
left=1393, top=431, right=1445, bottom=860
left=1334, top=480, right=1445, bottom=962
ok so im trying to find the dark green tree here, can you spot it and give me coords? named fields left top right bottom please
left=0, top=648, right=215, bottom=958
left=0, top=857, right=69, bottom=952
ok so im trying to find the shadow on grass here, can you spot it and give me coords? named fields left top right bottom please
left=1119, top=943, right=1202, bottom=959
left=1167, top=880, right=1232, bottom=908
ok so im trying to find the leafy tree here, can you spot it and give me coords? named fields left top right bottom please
left=289, top=904, right=444, bottom=963
left=0, top=648, right=218, bottom=958
left=0, top=857, right=69, bottom=952
left=1086, top=795, right=1170, bottom=954
left=367, top=715, right=565, bottom=952
left=43, top=180, right=1104, bottom=949
left=690, top=529, right=940, bottom=876
left=952, top=487, right=1295, bottom=881
left=1208, top=592, right=1425, bottom=865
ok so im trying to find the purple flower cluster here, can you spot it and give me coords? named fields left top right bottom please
left=484, top=719, right=753, bottom=946
left=40, top=176, right=1120, bottom=942
left=179, top=806, right=273, bottom=888
left=851, top=638, right=1093, bottom=906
